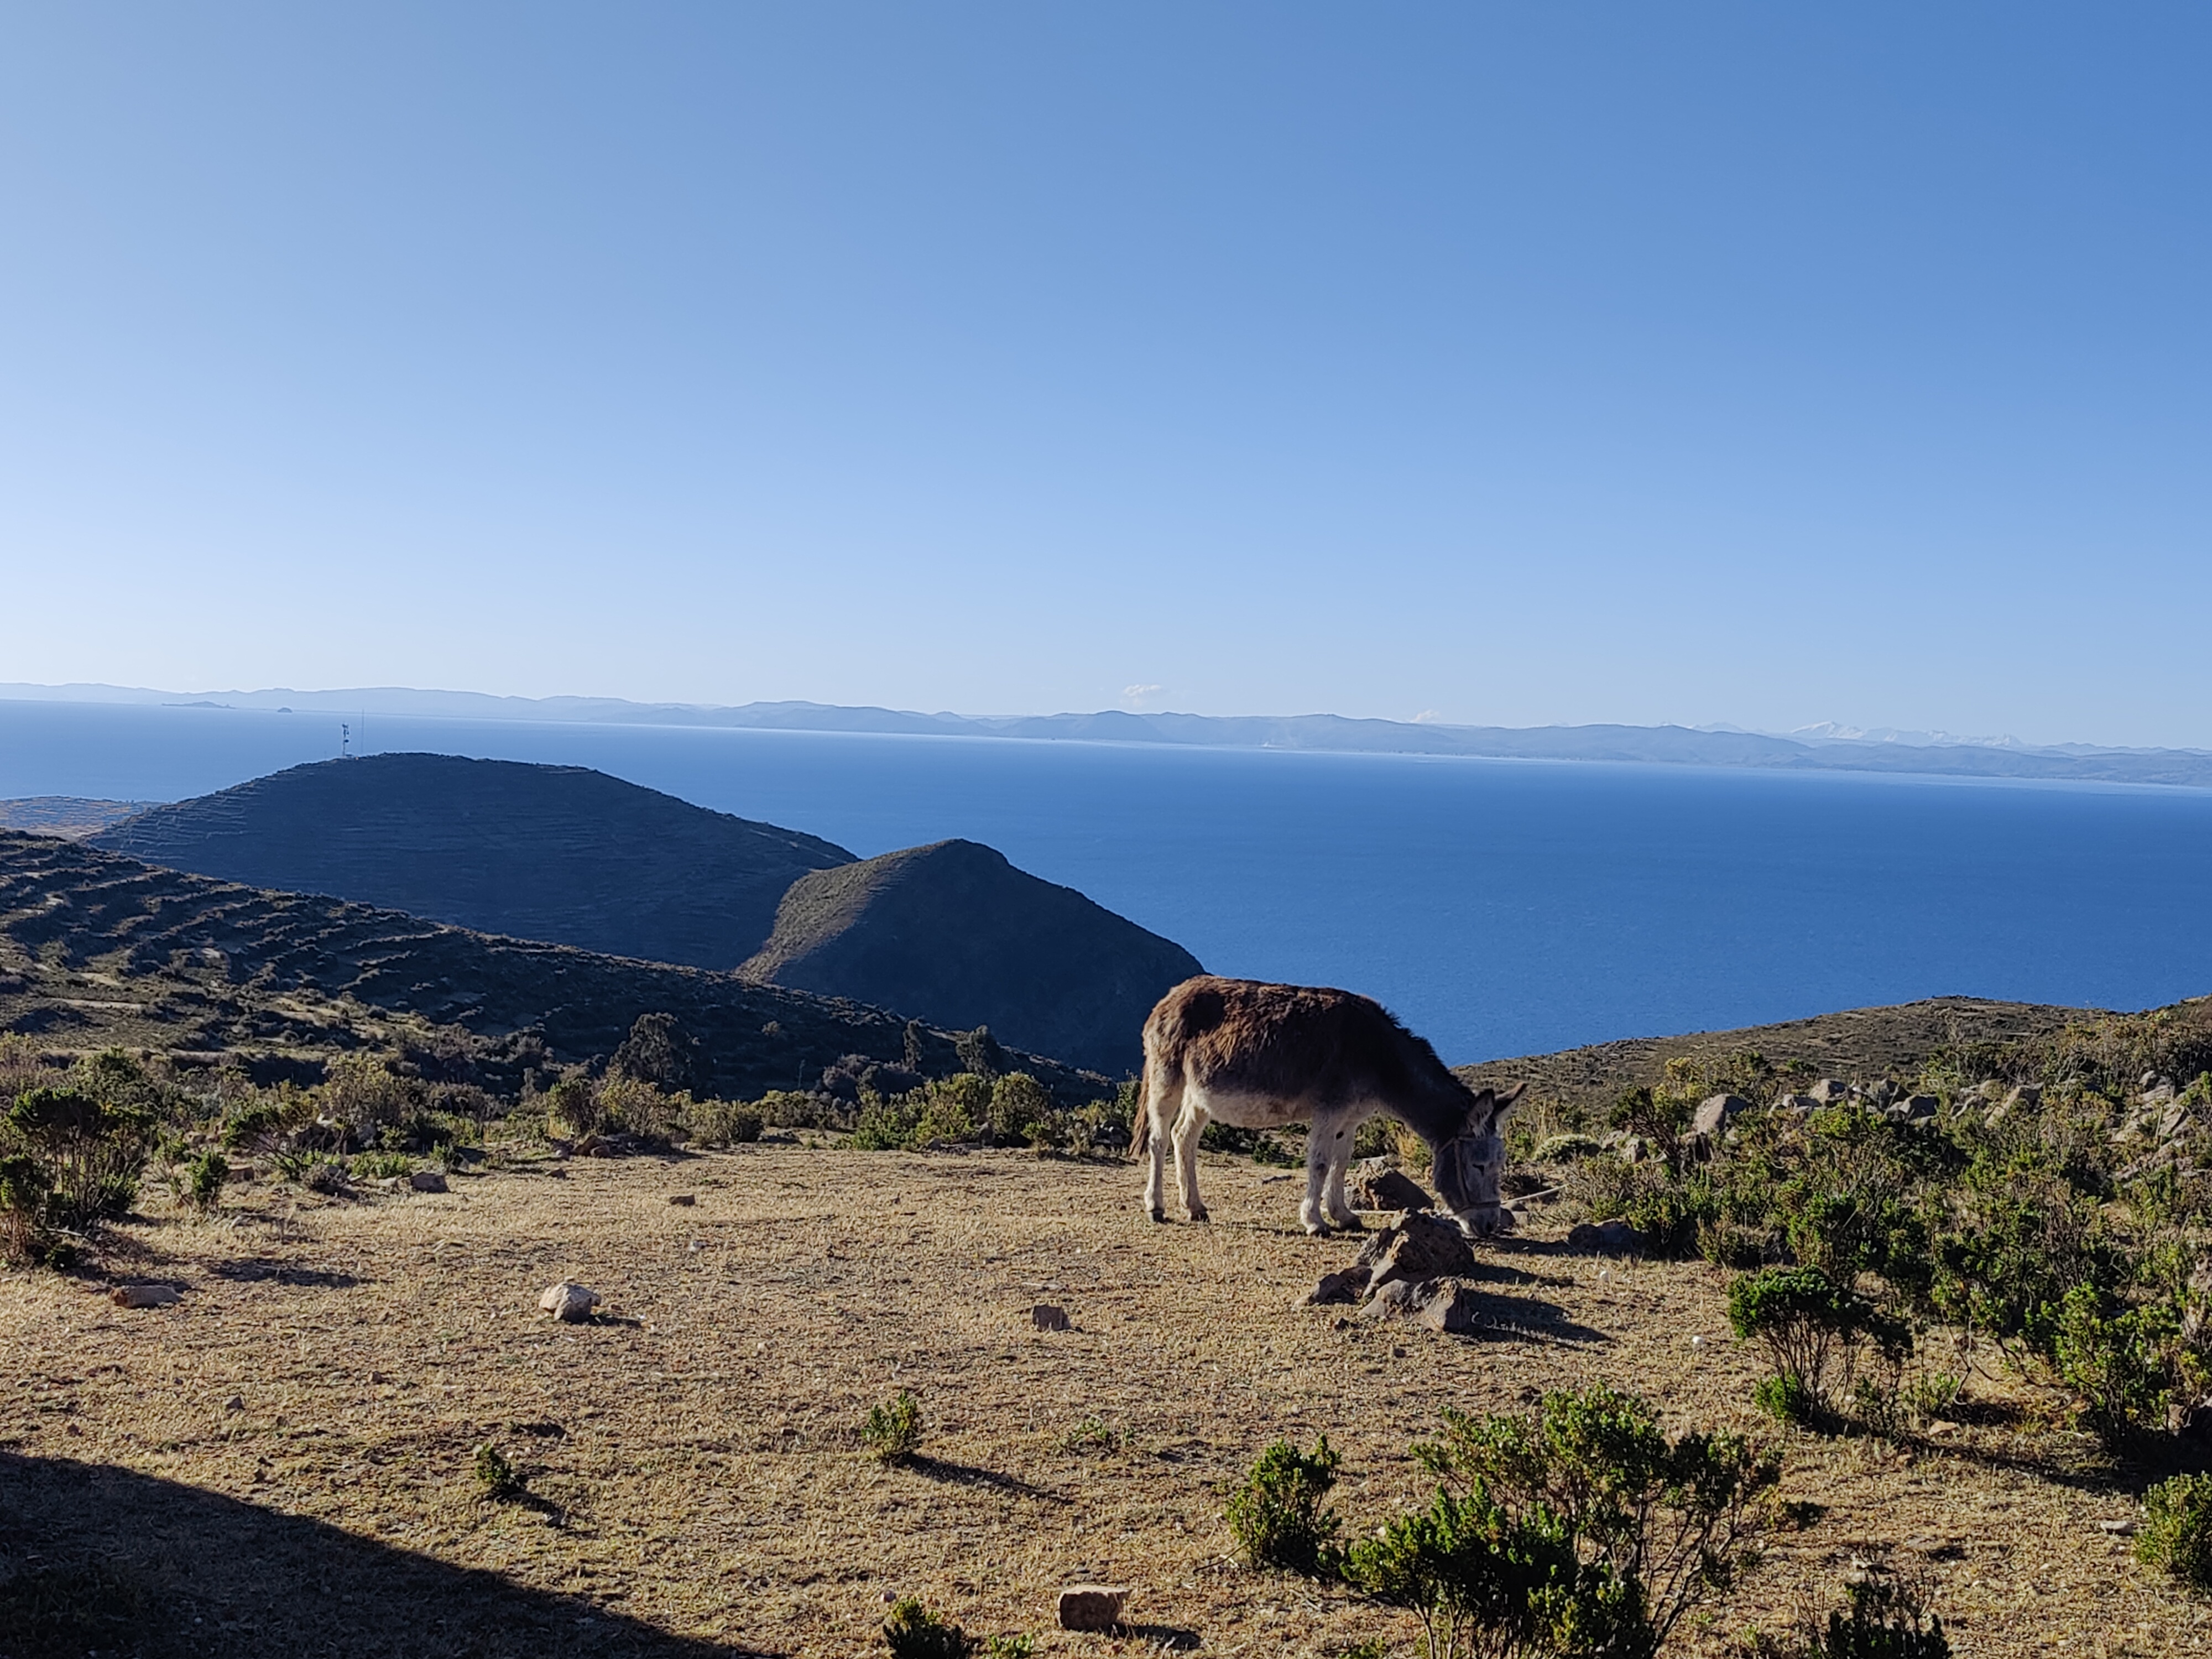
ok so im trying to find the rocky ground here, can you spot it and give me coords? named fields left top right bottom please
left=1, top=1144, right=2202, bottom=1657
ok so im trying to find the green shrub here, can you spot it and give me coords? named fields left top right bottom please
left=983, top=1636, right=1034, bottom=1659
left=1727, top=1267, right=1910, bottom=1424
left=543, top=1076, right=604, bottom=1139
left=2138, top=1472, right=2212, bottom=1594
left=350, top=1150, right=412, bottom=1181
left=2047, top=1283, right=2181, bottom=1451
left=988, top=1073, right=1051, bottom=1143
left=1342, top=1483, right=1629, bottom=1659
left=473, top=1443, right=526, bottom=1501
left=683, top=1099, right=764, bottom=1146
left=1224, top=1436, right=1343, bottom=1577
left=1411, top=1384, right=1780, bottom=1653
left=0, top=1152, right=52, bottom=1264
left=184, top=1150, right=229, bottom=1214
left=1747, top=1571, right=1950, bottom=1657
left=4, top=1086, right=155, bottom=1237
left=1753, top=1374, right=1814, bottom=1425
left=1532, top=1133, right=1605, bottom=1164
left=863, top=1389, right=924, bottom=1464
left=852, top=1100, right=924, bottom=1151
left=883, top=1597, right=975, bottom=1658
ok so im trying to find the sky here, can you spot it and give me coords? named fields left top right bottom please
left=1, top=5, right=2206, bottom=747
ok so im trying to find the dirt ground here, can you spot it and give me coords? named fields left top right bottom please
left=1, top=1144, right=2204, bottom=1657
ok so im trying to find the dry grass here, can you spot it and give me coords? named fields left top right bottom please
left=2, top=1145, right=2205, bottom=1657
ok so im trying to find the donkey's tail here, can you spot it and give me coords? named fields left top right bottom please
left=1129, top=1070, right=1151, bottom=1161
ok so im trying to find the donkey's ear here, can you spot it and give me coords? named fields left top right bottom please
left=1495, top=1082, right=1527, bottom=1115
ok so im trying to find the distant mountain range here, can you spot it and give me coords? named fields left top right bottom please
left=8, top=682, right=2212, bottom=789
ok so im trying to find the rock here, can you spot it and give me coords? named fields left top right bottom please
left=111, top=1284, right=179, bottom=1308
left=1861, top=1079, right=1898, bottom=1108
left=1299, top=1267, right=1371, bottom=1307
left=1691, top=1094, right=1750, bottom=1136
left=1030, top=1303, right=1071, bottom=1332
left=1360, top=1276, right=1484, bottom=1334
left=2098, top=1517, right=2139, bottom=1537
left=408, top=1170, right=448, bottom=1193
left=1773, top=1092, right=1818, bottom=1116
left=223, top=1395, right=244, bottom=1412
left=668, top=1193, right=696, bottom=1206
left=1566, top=1219, right=1644, bottom=1255
left=2160, top=1103, right=2193, bottom=1142
left=539, top=1282, right=601, bottom=1322
left=1348, top=1159, right=1434, bottom=1212
left=1354, top=1211, right=1477, bottom=1293
left=1808, top=1078, right=1852, bottom=1104
left=1057, top=1585, right=1129, bottom=1632
left=1616, top=1135, right=1647, bottom=1164
left=1896, top=1094, right=1939, bottom=1123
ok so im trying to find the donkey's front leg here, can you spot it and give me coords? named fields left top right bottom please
left=1322, top=1112, right=1364, bottom=1230
left=1143, top=1114, right=1168, bottom=1223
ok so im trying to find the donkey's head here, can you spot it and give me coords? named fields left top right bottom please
left=1433, top=1082, right=1526, bottom=1237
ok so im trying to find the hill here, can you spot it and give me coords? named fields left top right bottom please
left=0, top=831, right=1104, bottom=1099
left=1455, top=992, right=2153, bottom=1111
left=88, top=754, right=854, bottom=973
left=0, top=797, right=160, bottom=839
left=739, top=839, right=1201, bottom=1074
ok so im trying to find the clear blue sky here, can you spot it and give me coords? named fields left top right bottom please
left=3, top=5, right=2206, bottom=745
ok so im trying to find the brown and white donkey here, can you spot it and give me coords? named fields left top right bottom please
left=1135, top=975, right=1524, bottom=1237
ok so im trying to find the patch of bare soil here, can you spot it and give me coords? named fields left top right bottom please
left=1, top=1148, right=2202, bottom=1657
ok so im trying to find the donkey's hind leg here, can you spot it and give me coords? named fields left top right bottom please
left=1322, top=1109, right=1367, bottom=1230
left=1141, top=1058, right=1178, bottom=1223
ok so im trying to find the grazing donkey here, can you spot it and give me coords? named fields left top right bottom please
left=1135, top=975, right=1525, bottom=1237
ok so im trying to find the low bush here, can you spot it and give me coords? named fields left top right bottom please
left=2137, top=1471, right=2212, bottom=1594
left=2046, top=1282, right=2184, bottom=1452
left=683, top=1098, right=764, bottom=1146
left=473, top=1443, right=526, bottom=1502
left=1727, top=1267, right=1910, bottom=1424
left=883, top=1597, right=975, bottom=1658
left=863, top=1389, right=924, bottom=1465
left=1745, top=1569, right=1950, bottom=1658
left=0, top=1083, right=157, bottom=1258
left=1410, top=1384, right=1780, bottom=1653
left=1224, top=1436, right=1343, bottom=1577
left=184, top=1150, right=229, bottom=1214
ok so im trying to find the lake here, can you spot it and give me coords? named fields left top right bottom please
left=5, top=697, right=2210, bottom=1063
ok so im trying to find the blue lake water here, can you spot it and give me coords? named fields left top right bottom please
left=5, top=697, right=2210, bottom=1064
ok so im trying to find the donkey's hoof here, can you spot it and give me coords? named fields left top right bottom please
left=1189, top=1207, right=1211, bottom=1225
left=1149, top=1207, right=1167, bottom=1224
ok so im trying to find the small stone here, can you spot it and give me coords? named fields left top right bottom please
left=1773, top=1092, right=1819, bottom=1115
left=1807, top=1078, right=1852, bottom=1104
left=1299, top=1267, right=1370, bottom=1307
left=1896, top=1094, right=1939, bottom=1123
left=1566, top=1219, right=1644, bottom=1255
left=1057, top=1585, right=1129, bottom=1632
left=539, top=1282, right=601, bottom=1322
left=2098, top=1517, right=2139, bottom=1537
left=408, top=1170, right=448, bottom=1193
left=668, top=1193, right=696, bottom=1206
left=1030, top=1303, right=1071, bottom=1332
left=1690, top=1335, right=1706, bottom=1348
left=111, top=1284, right=179, bottom=1308
left=223, top=1395, right=244, bottom=1412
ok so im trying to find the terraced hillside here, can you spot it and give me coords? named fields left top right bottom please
left=90, top=754, right=854, bottom=973
left=0, top=832, right=1104, bottom=1099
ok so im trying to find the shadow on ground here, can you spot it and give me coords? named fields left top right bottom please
left=0, top=1453, right=777, bottom=1659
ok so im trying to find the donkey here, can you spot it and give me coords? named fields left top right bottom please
left=1135, top=975, right=1525, bottom=1237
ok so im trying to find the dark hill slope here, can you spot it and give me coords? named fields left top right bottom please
left=740, top=838, right=1203, bottom=1075
left=0, top=832, right=1102, bottom=1099
left=90, top=754, right=854, bottom=972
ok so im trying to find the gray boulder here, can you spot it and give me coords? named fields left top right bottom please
left=1773, top=1092, right=1819, bottom=1116
left=539, top=1282, right=601, bottom=1322
left=1691, top=1094, right=1750, bottom=1137
left=1808, top=1078, right=1852, bottom=1104
left=408, top=1170, right=448, bottom=1193
left=1348, top=1159, right=1435, bottom=1213
left=1355, top=1211, right=1477, bottom=1292
left=1361, top=1276, right=1484, bottom=1334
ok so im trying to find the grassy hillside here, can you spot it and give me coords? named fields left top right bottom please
left=739, top=838, right=1204, bottom=1075
left=1457, top=993, right=2122, bottom=1113
left=89, top=754, right=854, bottom=973
left=0, top=830, right=1103, bottom=1099
left=0, top=796, right=158, bottom=838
